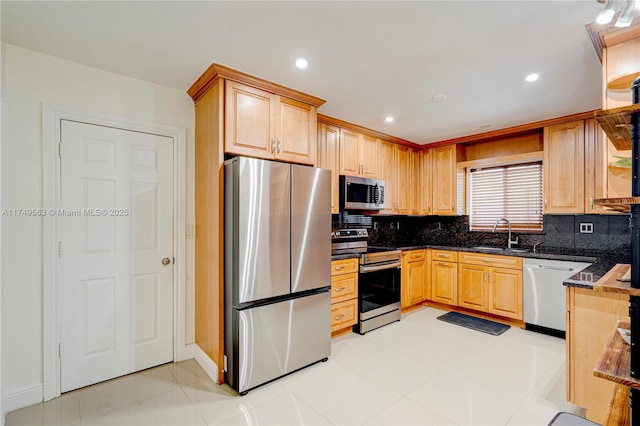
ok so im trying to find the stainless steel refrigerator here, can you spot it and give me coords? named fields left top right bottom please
left=224, top=156, right=332, bottom=395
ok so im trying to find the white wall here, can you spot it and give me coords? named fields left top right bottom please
left=1, top=44, right=195, bottom=411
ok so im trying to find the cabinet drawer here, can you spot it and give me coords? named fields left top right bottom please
left=405, top=249, right=426, bottom=262
left=331, top=258, right=359, bottom=276
left=432, top=250, right=457, bottom=262
left=331, top=298, right=358, bottom=332
left=458, top=252, right=522, bottom=269
left=331, top=273, right=358, bottom=303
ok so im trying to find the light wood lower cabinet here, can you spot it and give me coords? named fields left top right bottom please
left=457, top=252, right=523, bottom=320
left=431, top=250, right=458, bottom=305
left=401, top=249, right=426, bottom=309
left=566, top=286, right=628, bottom=424
left=331, top=258, right=359, bottom=335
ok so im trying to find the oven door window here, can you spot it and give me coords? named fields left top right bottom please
left=359, top=267, right=400, bottom=315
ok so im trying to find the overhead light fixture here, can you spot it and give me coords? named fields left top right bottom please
left=616, top=0, right=636, bottom=26
left=525, top=73, right=540, bottom=82
left=295, top=58, right=308, bottom=69
left=431, top=94, right=447, bottom=102
left=385, top=116, right=394, bottom=123
left=596, top=0, right=616, bottom=24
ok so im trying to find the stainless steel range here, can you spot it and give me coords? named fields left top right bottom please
left=331, top=229, right=402, bottom=334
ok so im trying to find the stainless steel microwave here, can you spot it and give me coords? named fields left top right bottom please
left=339, top=175, right=386, bottom=210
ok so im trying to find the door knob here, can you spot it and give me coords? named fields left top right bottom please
left=162, top=258, right=172, bottom=265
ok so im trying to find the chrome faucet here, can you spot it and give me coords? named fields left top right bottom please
left=492, top=218, right=519, bottom=249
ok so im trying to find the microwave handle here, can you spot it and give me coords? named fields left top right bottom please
left=375, top=183, right=380, bottom=206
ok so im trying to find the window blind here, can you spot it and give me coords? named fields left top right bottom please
left=469, top=162, right=543, bottom=232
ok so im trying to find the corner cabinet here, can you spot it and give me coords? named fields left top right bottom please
left=187, top=63, right=325, bottom=382
left=401, top=249, right=426, bottom=310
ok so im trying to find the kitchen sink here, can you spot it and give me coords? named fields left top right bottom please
left=471, top=246, right=529, bottom=253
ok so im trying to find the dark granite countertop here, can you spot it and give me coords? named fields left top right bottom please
left=368, top=244, right=630, bottom=289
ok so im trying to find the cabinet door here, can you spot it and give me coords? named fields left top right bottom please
left=488, top=267, right=523, bottom=320
left=339, top=129, right=362, bottom=176
left=431, top=145, right=457, bottom=215
left=225, top=81, right=274, bottom=158
left=431, top=261, right=457, bottom=305
left=410, top=149, right=421, bottom=215
left=360, top=135, right=379, bottom=178
left=543, top=121, right=585, bottom=214
left=378, top=140, right=396, bottom=214
left=420, top=150, right=432, bottom=215
left=458, top=264, right=488, bottom=311
left=407, top=260, right=426, bottom=306
left=275, top=96, right=316, bottom=165
left=395, top=145, right=410, bottom=214
left=317, top=123, right=340, bottom=214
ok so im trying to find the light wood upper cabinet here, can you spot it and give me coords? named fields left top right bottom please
left=543, top=121, right=585, bottom=214
left=410, top=149, right=421, bottom=215
left=395, top=145, right=411, bottom=214
left=378, top=140, right=396, bottom=215
left=431, top=145, right=458, bottom=216
left=225, top=81, right=317, bottom=165
left=317, top=123, right=340, bottom=214
left=339, top=129, right=379, bottom=178
left=420, top=150, right=432, bottom=215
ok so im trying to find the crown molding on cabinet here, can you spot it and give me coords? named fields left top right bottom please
left=187, top=63, right=326, bottom=107
left=317, top=113, right=421, bottom=148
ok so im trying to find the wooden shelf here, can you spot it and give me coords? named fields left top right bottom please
left=592, top=264, right=639, bottom=295
left=594, top=104, right=640, bottom=151
left=608, top=71, right=640, bottom=91
left=594, top=321, right=640, bottom=389
left=593, top=197, right=640, bottom=213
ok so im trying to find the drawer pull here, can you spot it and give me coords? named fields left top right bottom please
left=334, top=265, right=346, bottom=271
left=334, top=287, right=347, bottom=292
left=438, top=262, right=449, bottom=267
left=437, top=254, right=449, bottom=258
left=482, top=259, right=495, bottom=263
left=334, top=314, right=345, bottom=320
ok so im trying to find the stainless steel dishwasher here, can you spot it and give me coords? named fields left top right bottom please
left=523, top=258, right=592, bottom=338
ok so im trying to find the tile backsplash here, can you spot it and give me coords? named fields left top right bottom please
left=363, top=214, right=630, bottom=255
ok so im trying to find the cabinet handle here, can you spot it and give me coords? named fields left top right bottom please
left=277, top=139, right=281, bottom=154
left=334, top=265, right=346, bottom=271
left=544, top=198, right=548, bottom=208
left=271, top=138, right=275, bottom=153
left=437, top=254, right=448, bottom=258
left=590, top=197, right=594, bottom=210
left=334, top=287, right=347, bottom=292
left=483, top=271, right=487, bottom=281
left=489, top=273, right=492, bottom=283
left=438, top=262, right=449, bottom=267
left=482, top=258, right=495, bottom=263
left=334, top=314, right=345, bottom=320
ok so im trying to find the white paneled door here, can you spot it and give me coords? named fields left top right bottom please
left=58, top=120, right=174, bottom=393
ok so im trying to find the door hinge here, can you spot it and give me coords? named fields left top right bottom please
left=58, top=343, right=62, bottom=359
left=57, top=241, right=63, bottom=259
left=58, top=142, right=62, bottom=158
left=223, top=355, right=228, bottom=372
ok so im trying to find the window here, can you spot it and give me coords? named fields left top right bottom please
left=469, top=162, right=543, bottom=232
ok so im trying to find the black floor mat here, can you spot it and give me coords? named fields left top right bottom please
left=437, top=312, right=510, bottom=336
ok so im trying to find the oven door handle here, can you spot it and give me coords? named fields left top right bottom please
left=360, top=261, right=402, bottom=273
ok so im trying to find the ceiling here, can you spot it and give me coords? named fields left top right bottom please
left=2, top=1, right=608, bottom=144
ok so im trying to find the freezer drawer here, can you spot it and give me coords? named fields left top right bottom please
left=227, top=292, right=331, bottom=394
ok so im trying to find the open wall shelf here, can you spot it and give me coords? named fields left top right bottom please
left=594, top=104, right=640, bottom=151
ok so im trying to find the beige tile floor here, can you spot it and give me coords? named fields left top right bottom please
left=6, top=307, right=583, bottom=425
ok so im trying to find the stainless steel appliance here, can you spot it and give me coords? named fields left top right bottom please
left=331, top=229, right=401, bottom=334
left=339, top=175, right=386, bottom=210
left=224, top=157, right=331, bottom=395
left=523, top=258, right=591, bottom=338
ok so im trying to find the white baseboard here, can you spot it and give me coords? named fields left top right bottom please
left=4, top=383, right=43, bottom=414
left=180, top=343, right=195, bottom=362
left=192, top=344, right=219, bottom=384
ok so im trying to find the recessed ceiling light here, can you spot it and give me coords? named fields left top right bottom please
left=431, top=94, right=447, bottom=102
left=525, top=73, right=539, bottom=82
left=385, top=116, right=394, bottom=123
left=295, top=58, right=308, bottom=69
left=479, top=124, right=492, bottom=129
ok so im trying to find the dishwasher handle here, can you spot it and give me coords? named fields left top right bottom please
left=531, top=265, right=576, bottom=272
